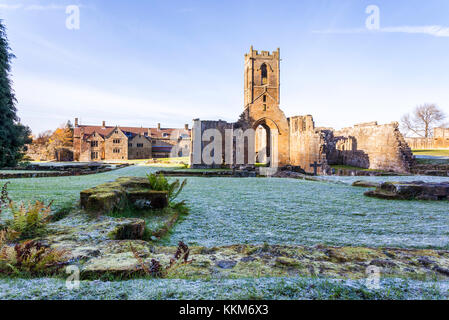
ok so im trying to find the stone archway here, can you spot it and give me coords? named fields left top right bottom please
left=252, top=117, right=281, bottom=168
left=255, top=123, right=270, bottom=165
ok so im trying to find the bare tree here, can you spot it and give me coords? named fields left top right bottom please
left=401, top=104, right=446, bottom=138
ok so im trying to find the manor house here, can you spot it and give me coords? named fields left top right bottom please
left=73, top=119, right=191, bottom=162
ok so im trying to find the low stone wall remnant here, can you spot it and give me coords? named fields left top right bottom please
left=0, top=163, right=130, bottom=179
left=364, top=181, right=449, bottom=201
left=80, top=177, right=168, bottom=214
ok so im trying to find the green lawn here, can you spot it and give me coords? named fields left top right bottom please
left=330, top=165, right=380, bottom=172
left=413, top=149, right=449, bottom=157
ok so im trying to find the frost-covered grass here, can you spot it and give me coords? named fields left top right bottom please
left=0, top=277, right=448, bottom=300
left=319, top=175, right=449, bottom=184
left=3, top=166, right=449, bottom=249
left=2, top=166, right=449, bottom=299
left=0, top=166, right=159, bottom=217
left=167, top=175, right=449, bottom=249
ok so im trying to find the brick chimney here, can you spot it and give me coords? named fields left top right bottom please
left=184, top=124, right=189, bottom=130
left=157, top=123, right=161, bottom=130
left=74, top=118, right=79, bottom=127
left=102, top=121, right=106, bottom=128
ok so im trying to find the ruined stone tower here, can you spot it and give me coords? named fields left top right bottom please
left=190, top=47, right=414, bottom=173
left=243, top=46, right=290, bottom=166
left=244, top=46, right=280, bottom=109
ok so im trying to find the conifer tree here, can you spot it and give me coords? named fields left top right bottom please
left=0, top=20, right=31, bottom=167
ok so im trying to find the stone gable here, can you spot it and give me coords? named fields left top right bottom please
left=104, top=127, right=128, bottom=161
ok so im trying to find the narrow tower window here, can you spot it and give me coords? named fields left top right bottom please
left=261, top=63, right=267, bottom=85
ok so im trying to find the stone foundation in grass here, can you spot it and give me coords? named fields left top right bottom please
left=364, top=181, right=449, bottom=201
left=80, top=177, right=168, bottom=214
left=411, top=163, right=449, bottom=177
left=3, top=202, right=449, bottom=281
left=351, top=180, right=381, bottom=188
left=0, top=163, right=130, bottom=180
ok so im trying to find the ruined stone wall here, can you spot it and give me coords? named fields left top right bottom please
left=405, top=128, right=449, bottom=150
left=190, top=119, right=235, bottom=168
left=288, top=117, right=414, bottom=174
left=405, top=138, right=435, bottom=150
left=288, top=115, right=329, bottom=174
left=433, top=138, right=449, bottom=149
left=435, top=127, right=449, bottom=139
left=406, top=137, right=449, bottom=150
left=332, top=122, right=414, bottom=173
left=25, top=144, right=49, bottom=161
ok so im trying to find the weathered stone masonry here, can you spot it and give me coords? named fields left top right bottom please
left=330, top=122, right=414, bottom=173
left=190, top=47, right=414, bottom=174
left=406, top=127, right=449, bottom=150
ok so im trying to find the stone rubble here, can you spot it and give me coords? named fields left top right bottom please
left=365, top=181, right=449, bottom=201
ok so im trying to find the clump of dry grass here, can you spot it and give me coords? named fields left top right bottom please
left=0, top=239, right=68, bottom=276
left=130, top=241, right=192, bottom=278
left=7, top=200, right=53, bottom=240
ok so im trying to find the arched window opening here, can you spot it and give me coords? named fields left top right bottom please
left=261, top=64, right=267, bottom=85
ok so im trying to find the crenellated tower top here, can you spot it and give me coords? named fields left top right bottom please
left=244, top=46, right=281, bottom=109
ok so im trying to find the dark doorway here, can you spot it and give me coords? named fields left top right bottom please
left=255, top=123, right=271, bottom=166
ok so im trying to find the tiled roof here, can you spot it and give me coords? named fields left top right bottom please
left=74, top=125, right=191, bottom=141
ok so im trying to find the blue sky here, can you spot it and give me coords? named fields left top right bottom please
left=1, top=0, right=449, bottom=134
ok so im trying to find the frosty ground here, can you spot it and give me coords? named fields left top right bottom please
left=1, top=165, right=449, bottom=299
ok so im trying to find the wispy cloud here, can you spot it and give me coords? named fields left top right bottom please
left=14, top=73, right=221, bottom=133
left=313, top=28, right=366, bottom=35
left=18, top=31, right=85, bottom=62
left=24, top=4, right=68, bottom=11
left=0, top=3, right=84, bottom=11
left=382, top=25, right=449, bottom=37
left=0, top=4, right=24, bottom=10
left=314, top=25, right=449, bottom=38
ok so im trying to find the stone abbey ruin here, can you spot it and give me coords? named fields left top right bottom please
left=190, top=47, right=415, bottom=174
